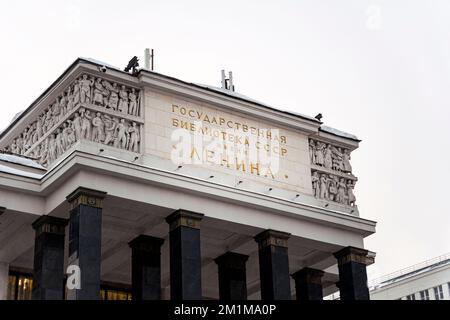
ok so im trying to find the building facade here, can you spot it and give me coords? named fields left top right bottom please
left=370, top=253, right=450, bottom=300
left=0, top=58, right=376, bottom=300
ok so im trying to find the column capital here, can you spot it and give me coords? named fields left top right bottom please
left=165, top=209, right=204, bottom=231
left=66, top=187, right=107, bottom=209
left=333, top=246, right=374, bottom=266
left=129, top=235, right=164, bottom=253
left=215, top=252, right=249, bottom=269
left=32, top=215, right=68, bottom=236
left=254, top=229, right=290, bottom=249
left=292, top=267, right=324, bottom=285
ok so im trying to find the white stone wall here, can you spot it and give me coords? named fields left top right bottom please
left=142, top=88, right=313, bottom=196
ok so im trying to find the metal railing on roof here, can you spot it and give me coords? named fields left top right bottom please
left=368, top=252, right=450, bottom=290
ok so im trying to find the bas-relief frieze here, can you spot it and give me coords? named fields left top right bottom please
left=4, top=73, right=143, bottom=167
left=309, top=138, right=357, bottom=207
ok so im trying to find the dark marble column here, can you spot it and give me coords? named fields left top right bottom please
left=254, top=229, right=291, bottom=300
left=31, top=216, right=68, bottom=300
left=333, top=246, right=373, bottom=300
left=165, top=209, right=204, bottom=300
left=129, top=235, right=164, bottom=300
left=66, top=187, right=106, bottom=300
left=292, top=267, right=324, bottom=300
left=215, top=252, right=249, bottom=300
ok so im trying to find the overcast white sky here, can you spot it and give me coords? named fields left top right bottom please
left=1, top=0, right=449, bottom=280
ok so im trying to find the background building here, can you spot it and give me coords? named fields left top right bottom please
left=369, top=253, right=450, bottom=300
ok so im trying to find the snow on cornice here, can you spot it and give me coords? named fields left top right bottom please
left=0, top=152, right=46, bottom=170
left=320, top=125, right=359, bottom=141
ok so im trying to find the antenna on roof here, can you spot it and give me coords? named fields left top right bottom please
left=144, top=48, right=154, bottom=71
left=221, top=70, right=235, bottom=92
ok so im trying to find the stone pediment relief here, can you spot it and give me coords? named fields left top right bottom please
left=309, top=138, right=358, bottom=207
left=3, top=73, right=143, bottom=167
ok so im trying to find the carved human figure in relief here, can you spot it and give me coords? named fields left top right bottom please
left=127, top=122, right=140, bottom=152
left=336, top=177, right=347, bottom=204
left=26, top=125, right=34, bottom=149
left=16, top=135, right=24, bottom=154
left=128, top=88, right=138, bottom=116
left=319, top=174, right=328, bottom=199
left=36, top=115, right=44, bottom=140
left=55, top=128, right=64, bottom=156
left=107, top=83, right=119, bottom=111
left=26, top=124, right=33, bottom=146
left=51, top=99, right=61, bottom=127
left=342, top=149, right=352, bottom=173
left=79, top=74, right=93, bottom=104
left=311, top=171, right=319, bottom=198
left=10, top=139, right=18, bottom=154
left=66, top=120, right=76, bottom=145
left=80, top=109, right=93, bottom=140
left=72, top=112, right=82, bottom=141
left=324, top=144, right=333, bottom=169
left=118, top=85, right=129, bottom=114
left=38, top=140, right=48, bottom=166
left=73, top=79, right=81, bottom=106
left=347, top=180, right=356, bottom=206
left=30, top=122, right=38, bottom=144
left=101, top=79, right=112, bottom=106
left=47, top=134, right=57, bottom=164
left=102, top=115, right=117, bottom=146
left=62, top=121, right=73, bottom=147
left=309, top=139, right=316, bottom=164
left=59, top=93, right=67, bottom=119
left=314, top=141, right=325, bottom=166
left=66, top=87, right=74, bottom=111
left=331, top=146, right=343, bottom=171
left=93, top=78, right=105, bottom=106
left=15, top=134, right=24, bottom=155
left=114, top=118, right=128, bottom=149
left=92, top=112, right=105, bottom=143
left=44, top=108, right=53, bottom=132
left=328, top=175, right=338, bottom=201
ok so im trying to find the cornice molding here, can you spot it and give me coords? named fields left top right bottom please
left=0, top=149, right=377, bottom=237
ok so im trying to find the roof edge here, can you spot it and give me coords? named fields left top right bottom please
left=137, top=68, right=322, bottom=126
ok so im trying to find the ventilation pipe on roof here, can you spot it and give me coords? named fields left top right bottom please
left=144, top=48, right=154, bottom=71
left=221, top=70, right=235, bottom=92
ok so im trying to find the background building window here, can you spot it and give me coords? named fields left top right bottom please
left=433, top=285, right=444, bottom=300
left=419, top=290, right=429, bottom=300
left=406, top=294, right=416, bottom=300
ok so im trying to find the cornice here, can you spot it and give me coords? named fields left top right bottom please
left=44, top=151, right=375, bottom=234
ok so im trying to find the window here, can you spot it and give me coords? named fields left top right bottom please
left=433, top=285, right=444, bottom=300
left=406, top=294, right=416, bottom=300
left=7, top=272, right=33, bottom=300
left=100, top=287, right=132, bottom=300
left=419, top=290, right=429, bottom=300
left=7, top=271, right=131, bottom=300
